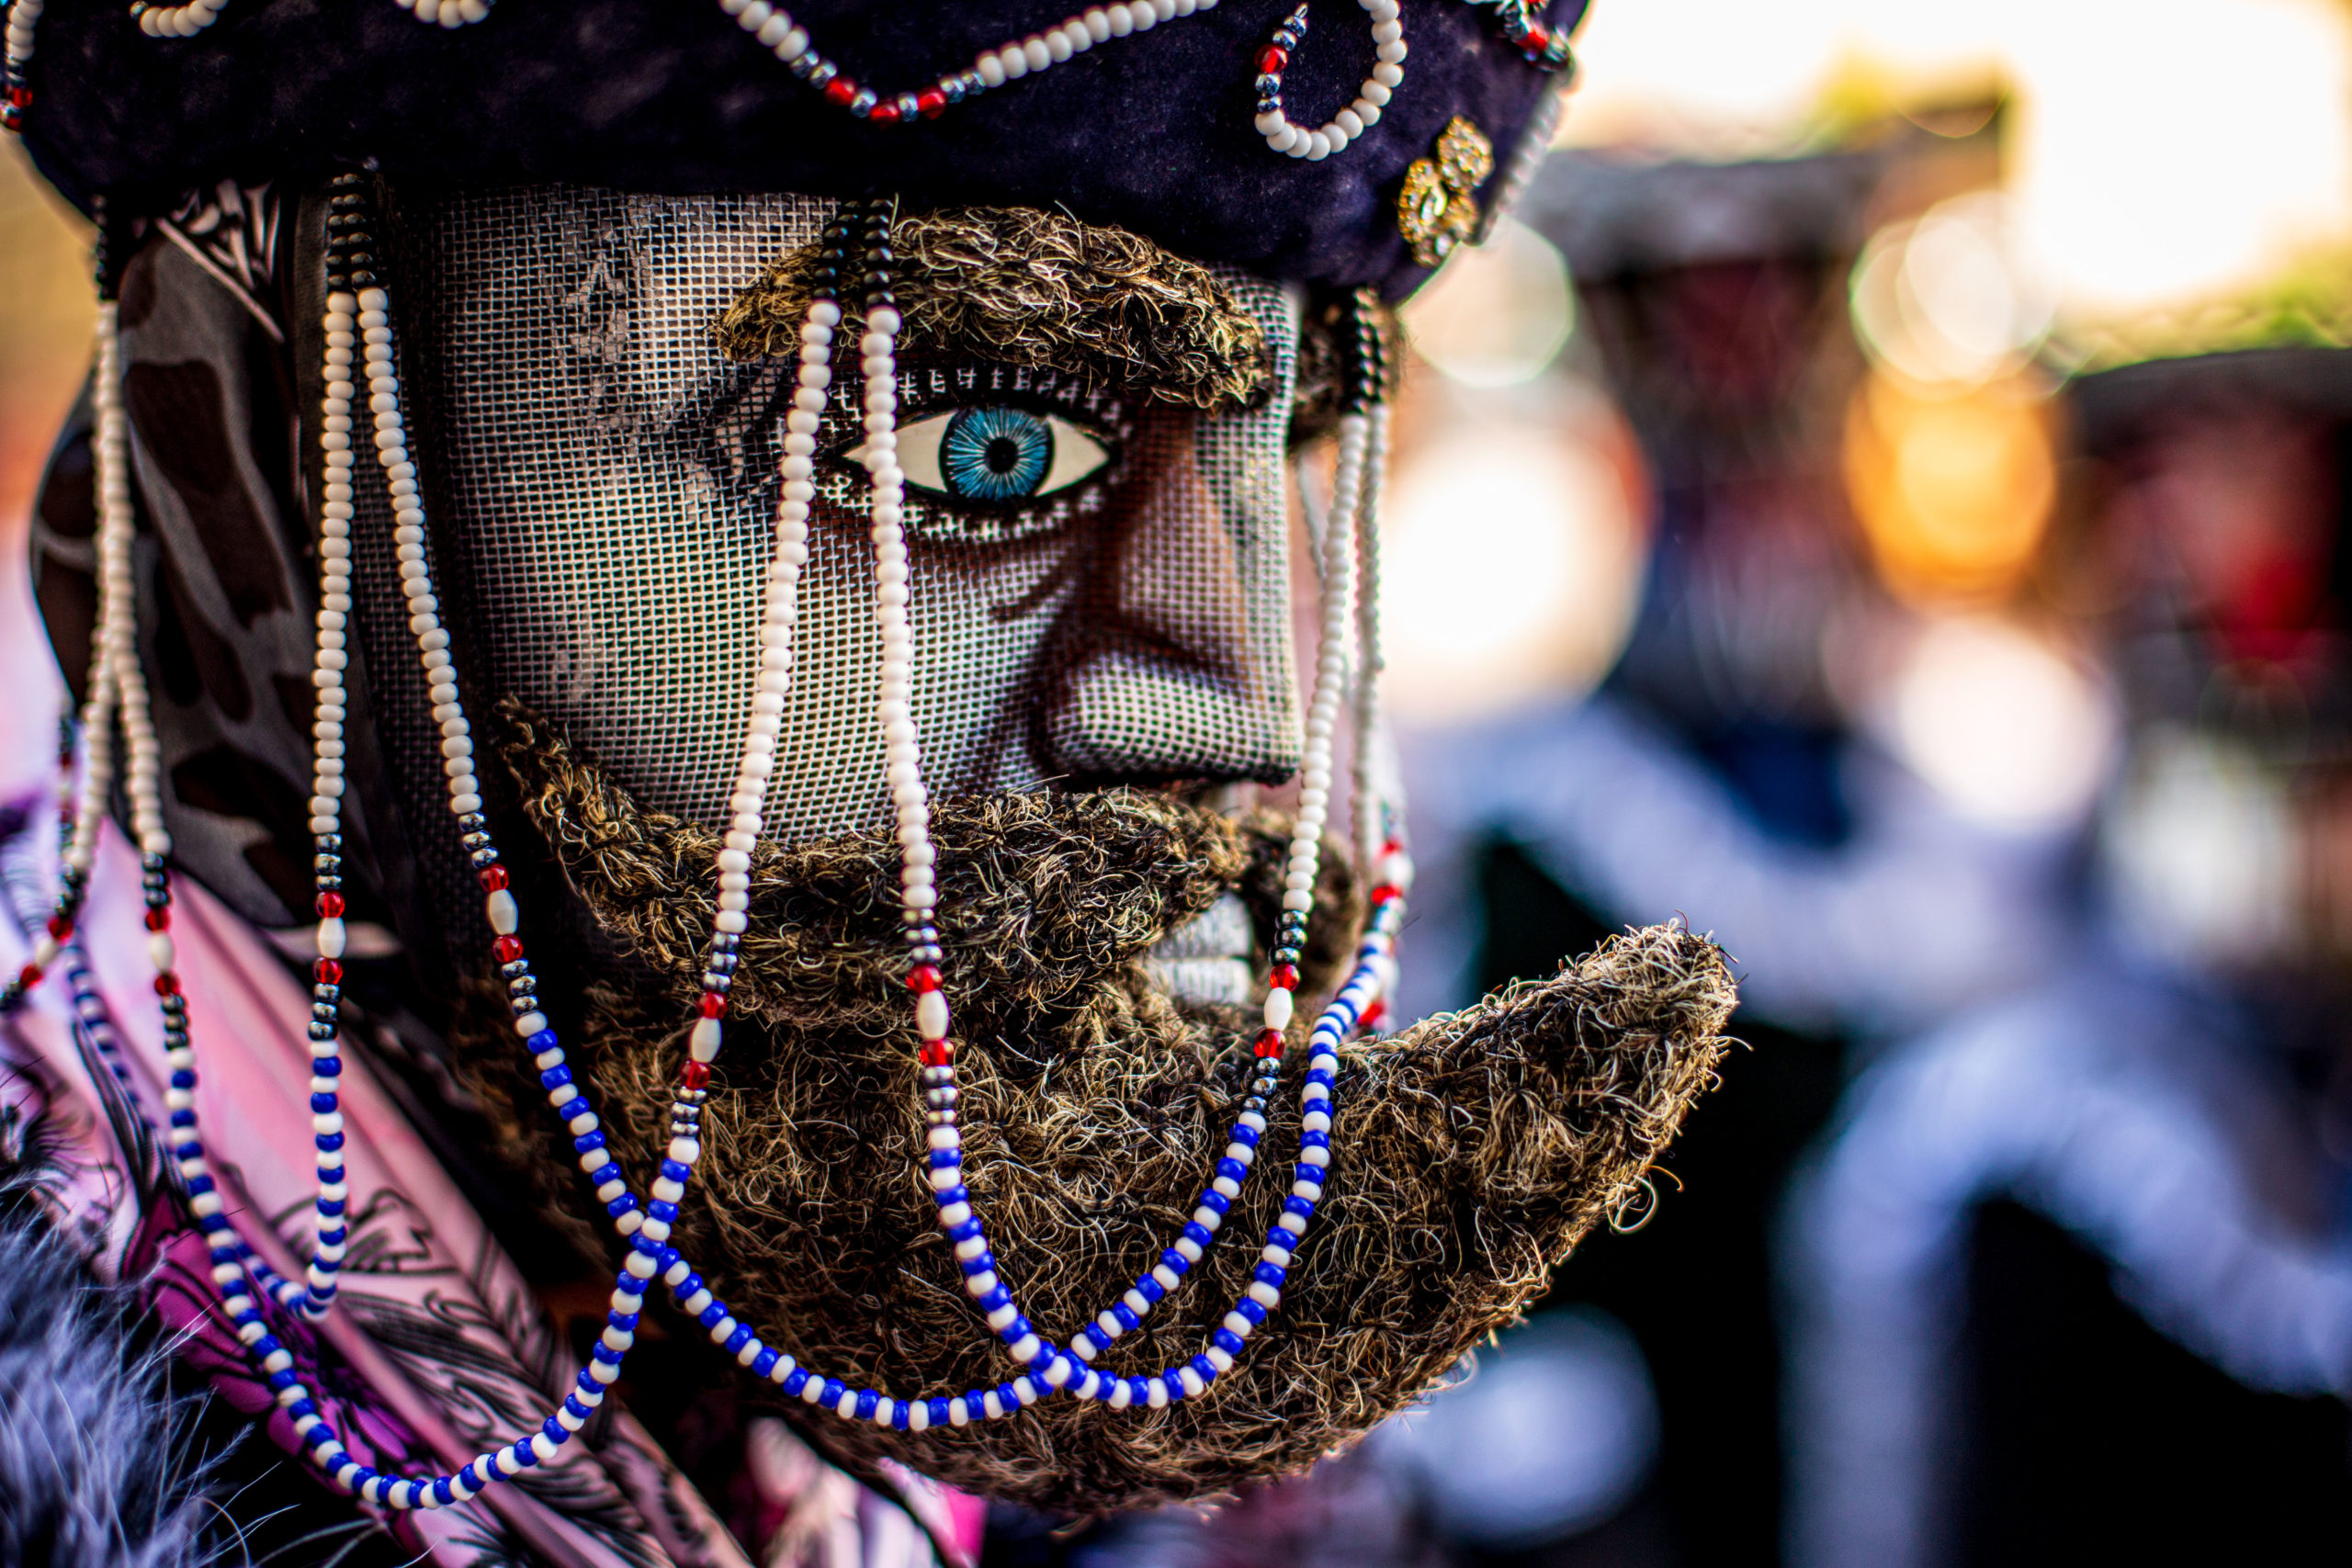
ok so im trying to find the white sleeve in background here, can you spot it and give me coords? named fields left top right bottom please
left=1396, top=694, right=2082, bottom=1037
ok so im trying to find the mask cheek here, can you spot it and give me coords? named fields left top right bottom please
left=1035, top=428, right=1296, bottom=784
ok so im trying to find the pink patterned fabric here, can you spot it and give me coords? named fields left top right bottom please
left=0, top=790, right=985, bottom=1568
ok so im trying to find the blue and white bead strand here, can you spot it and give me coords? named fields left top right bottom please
left=1252, top=0, right=1407, bottom=162
left=134, top=175, right=652, bottom=1512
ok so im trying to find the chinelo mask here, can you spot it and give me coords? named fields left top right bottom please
left=8, top=0, right=1733, bottom=1521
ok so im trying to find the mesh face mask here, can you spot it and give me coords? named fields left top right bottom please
left=377, top=188, right=1301, bottom=861
left=11, top=5, right=1738, bottom=1527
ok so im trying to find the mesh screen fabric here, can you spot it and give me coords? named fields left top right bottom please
left=371, top=187, right=1303, bottom=879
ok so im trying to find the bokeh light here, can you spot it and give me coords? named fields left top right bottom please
left=1876, top=614, right=2116, bottom=828
left=1843, top=367, right=2059, bottom=604
left=1562, top=0, right=2352, bottom=320
left=1379, top=402, right=1645, bottom=723
left=1850, top=193, right=2054, bottom=386
left=1399, top=217, right=1577, bottom=387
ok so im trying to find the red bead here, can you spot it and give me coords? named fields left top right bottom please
left=46, top=914, right=73, bottom=940
left=143, top=907, right=170, bottom=932
left=920, top=1040, right=956, bottom=1067
left=1523, top=23, right=1548, bottom=48
left=1258, top=44, right=1288, bottom=73
left=871, top=100, right=900, bottom=123
left=493, top=934, right=524, bottom=963
left=6, top=85, right=29, bottom=107
left=315, top=890, right=345, bottom=919
left=680, top=1060, right=711, bottom=1091
left=17, top=964, right=40, bottom=988
left=154, top=972, right=180, bottom=998
left=1254, top=1028, right=1286, bottom=1058
left=478, top=865, right=510, bottom=892
left=315, top=958, right=343, bottom=985
left=824, top=76, right=857, bottom=106
left=917, top=88, right=946, bottom=118
left=907, top=964, right=942, bottom=993
left=1370, top=884, right=1402, bottom=905
left=1361, top=1000, right=1387, bottom=1031
left=699, top=991, right=729, bottom=1019
left=1270, top=964, right=1299, bottom=991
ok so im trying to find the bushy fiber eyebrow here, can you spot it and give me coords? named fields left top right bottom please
left=713, top=205, right=1273, bottom=413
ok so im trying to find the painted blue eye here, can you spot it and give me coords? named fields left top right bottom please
left=941, top=407, right=1053, bottom=501
left=895, top=405, right=1112, bottom=505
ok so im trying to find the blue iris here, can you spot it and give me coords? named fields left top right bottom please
left=939, top=406, right=1055, bottom=502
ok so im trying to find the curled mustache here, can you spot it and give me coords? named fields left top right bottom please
left=457, top=706, right=1736, bottom=1516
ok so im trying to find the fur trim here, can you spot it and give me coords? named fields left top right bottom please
left=0, top=1189, right=223, bottom=1568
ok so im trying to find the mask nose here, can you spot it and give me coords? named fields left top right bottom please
left=1029, top=406, right=1301, bottom=788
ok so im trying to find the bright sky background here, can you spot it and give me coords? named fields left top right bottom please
left=1561, top=0, right=2352, bottom=316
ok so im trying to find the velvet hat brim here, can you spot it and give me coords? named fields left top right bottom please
left=18, top=0, right=1584, bottom=297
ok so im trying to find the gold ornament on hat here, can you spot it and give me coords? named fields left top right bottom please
left=1397, top=115, right=1495, bottom=267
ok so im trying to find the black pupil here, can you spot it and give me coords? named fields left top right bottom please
left=984, top=436, right=1022, bottom=474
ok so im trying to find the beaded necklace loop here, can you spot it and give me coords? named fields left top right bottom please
left=714, top=0, right=1222, bottom=125
left=130, top=0, right=492, bottom=39
left=1, top=0, right=40, bottom=130
left=26, top=181, right=1411, bottom=1509
left=1251, top=0, right=1407, bottom=162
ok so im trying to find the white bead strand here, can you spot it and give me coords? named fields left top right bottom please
left=685, top=285, right=836, bottom=1071
left=1351, top=400, right=1390, bottom=881
left=1253, top=0, right=1406, bottom=163
left=393, top=0, right=494, bottom=26
left=1278, top=411, right=1365, bottom=928
left=131, top=1, right=231, bottom=39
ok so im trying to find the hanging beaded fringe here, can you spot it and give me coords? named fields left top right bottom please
left=32, top=186, right=1412, bottom=1512
left=1252, top=0, right=1408, bottom=163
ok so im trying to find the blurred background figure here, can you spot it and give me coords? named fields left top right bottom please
left=1386, top=116, right=2109, bottom=1564
left=1782, top=344, right=2352, bottom=1568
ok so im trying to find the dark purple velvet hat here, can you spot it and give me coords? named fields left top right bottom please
left=15, top=0, right=1584, bottom=298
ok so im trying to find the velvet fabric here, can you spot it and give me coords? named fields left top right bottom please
left=19, top=0, right=1584, bottom=298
